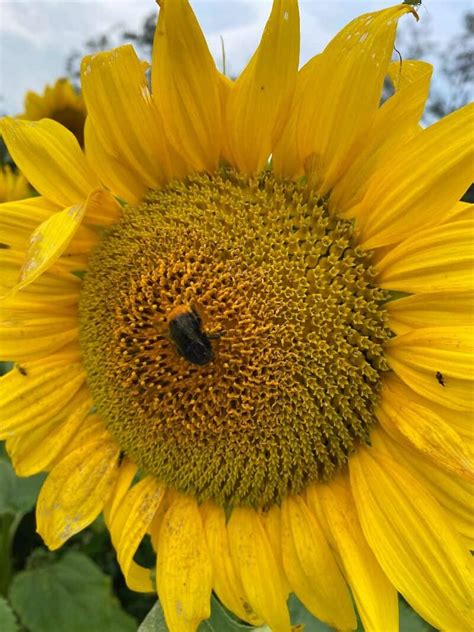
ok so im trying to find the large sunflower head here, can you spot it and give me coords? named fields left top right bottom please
left=20, top=78, right=86, bottom=146
left=1, top=2, right=473, bottom=631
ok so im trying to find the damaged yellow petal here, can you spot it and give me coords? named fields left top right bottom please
left=11, top=188, right=116, bottom=295
left=295, top=5, right=415, bottom=194
left=157, top=494, right=213, bottom=632
left=37, top=434, right=120, bottom=549
left=110, top=476, right=165, bottom=593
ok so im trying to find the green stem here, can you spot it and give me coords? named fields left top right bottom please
left=0, top=513, right=17, bottom=597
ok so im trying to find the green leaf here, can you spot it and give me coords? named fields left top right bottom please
left=399, top=598, right=436, bottom=632
left=9, top=551, right=137, bottom=632
left=0, top=597, right=18, bottom=632
left=199, top=595, right=267, bottom=631
left=383, top=290, right=411, bottom=304
left=0, top=456, right=45, bottom=516
left=139, top=595, right=269, bottom=632
left=288, top=594, right=334, bottom=632
left=137, top=600, right=168, bottom=632
left=0, top=362, right=13, bottom=377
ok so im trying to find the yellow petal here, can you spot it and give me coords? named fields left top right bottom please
left=54, top=413, right=111, bottom=461
left=5, top=388, right=92, bottom=476
left=217, top=73, right=234, bottom=165
left=110, top=476, right=164, bottom=593
left=383, top=375, right=474, bottom=442
left=0, top=358, right=84, bottom=438
left=332, top=60, right=432, bottom=216
left=5, top=192, right=83, bottom=291
left=0, top=313, right=78, bottom=361
left=357, top=104, right=474, bottom=248
left=317, top=476, right=399, bottom=632
left=259, top=506, right=291, bottom=596
left=350, top=446, right=474, bottom=630
left=379, top=375, right=474, bottom=480
left=387, top=291, right=474, bottom=335
left=82, top=187, right=122, bottom=227
left=148, top=488, right=178, bottom=551
left=444, top=200, right=474, bottom=223
left=0, top=118, right=99, bottom=207
left=385, top=326, right=473, bottom=411
left=201, top=501, right=263, bottom=627
left=103, top=458, right=138, bottom=526
left=0, top=258, right=80, bottom=311
left=37, top=434, right=120, bottom=549
left=0, top=248, right=85, bottom=299
left=295, top=5, right=415, bottom=194
left=376, top=220, right=474, bottom=293
left=273, top=55, right=320, bottom=180
left=304, top=481, right=331, bottom=537
left=157, top=494, right=213, bottom=632
left=14, top=204, right=87, bottom=289
left=227, top=506, right=291, bottom=632
left=9, top=189, right=115, bottom=291
left=82, top=45, right=179, bottom=189
left=0, top=196, right=59, bottom=250
left=373, top=427, right=474, bottom=550
left=432, top=405, right=474, bottom=443
left=84, top=118, right=145, bottom=205
left=281, top=494, right=356, bottom=630
left=225, top=0, right=299, bottom=173
left=152, top=0, right=221, bottom=172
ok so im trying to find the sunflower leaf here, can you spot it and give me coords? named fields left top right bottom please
left=288, top=594, right=335, bottom=631
left=199, top=595, right=269, bottom=631
left=139, top=594, right=269, bottom=631
left=399, top=598, right=437, bottom=632
left=0, top=597, right=18, bottom=632
left=137, top=600, right=168, bottom=632
left=9, top=551, right=136, bottom=632
left=0, top=456, right=45, bottom=517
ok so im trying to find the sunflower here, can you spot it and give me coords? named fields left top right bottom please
left=0, top=165, right=30, bottom=203
left=20, top=78, right=86, bottom=146
left=1, top=1, right=473, bottom=630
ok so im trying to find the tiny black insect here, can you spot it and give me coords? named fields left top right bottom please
left=17, top=365, right=28, bottom=376
left=118, top=451, right=125, bottom=466
left=167, top=305, right=220, bottom=366
left=436, top=371, right=445, bottom=387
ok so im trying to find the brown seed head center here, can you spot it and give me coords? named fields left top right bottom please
left=79, top=169, right=390, bottom=508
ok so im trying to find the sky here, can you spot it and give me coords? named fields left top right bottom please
left=0, top=0, right=471, bottom=115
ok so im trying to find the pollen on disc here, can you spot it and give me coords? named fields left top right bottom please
left=79, top=169, right=391, bottom=508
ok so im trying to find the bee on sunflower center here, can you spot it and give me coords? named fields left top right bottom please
left=167, top=304, right=222, bottom=366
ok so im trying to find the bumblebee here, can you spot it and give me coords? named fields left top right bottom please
left=167, top=305, right=221, bottom=366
